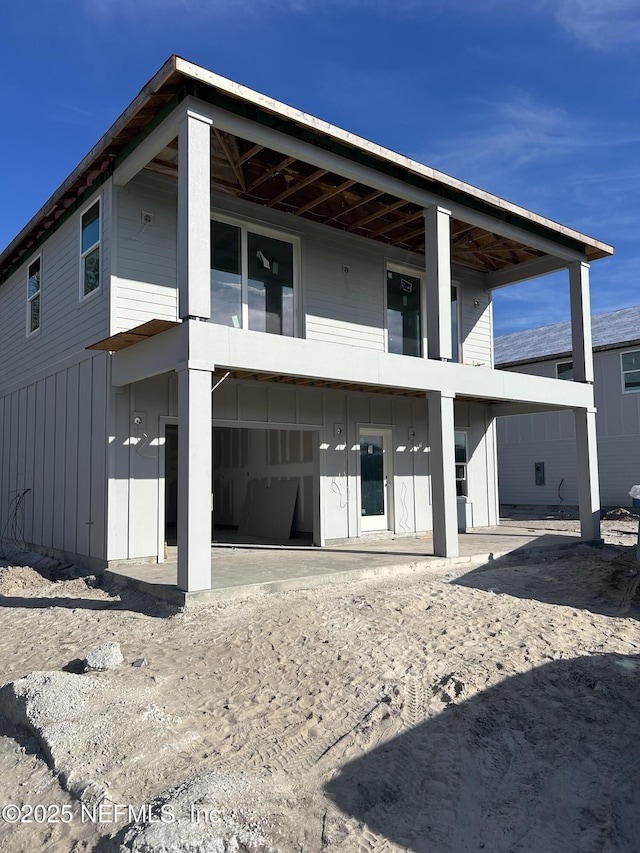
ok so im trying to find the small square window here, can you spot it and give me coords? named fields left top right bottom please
left=556, top=361, right=573, bottom=380
left=27, top=256, right=41, bottom=334
left=81, top=201, right=100, bottom=297
left=622, top=350, right=640, bottom=393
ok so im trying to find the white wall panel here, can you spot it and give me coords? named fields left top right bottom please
left=114, top=172, right=178, bottom=331
left=496, top=349, right=640, bottom=507
left=0, top=352, right=109, bottom=565
left=0, top=187, right=111, bottom=392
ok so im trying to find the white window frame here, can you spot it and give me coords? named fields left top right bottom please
left=210, top=213, right=300, bottom=336
left=621, top=349, right=640, bottom=394
left=556, top=360, right=574, bottom=380
left=79, top=198, right=101, bottom=301
left=26, top=254, right=42, bottom=337
left=384, top=261, right=425, bottom=357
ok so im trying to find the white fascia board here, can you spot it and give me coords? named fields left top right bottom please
left=186, top=97, right=588, bottom=264
left=113, top=106, right=182, bottom=187
left=111, top=324, right=186, bottom=386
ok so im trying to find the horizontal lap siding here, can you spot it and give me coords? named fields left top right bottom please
left=304, top=238, right=384, bottom=351
left=0, top=187, right=111, bottom=391
left=459, top=278, right=493, bottom=367
left=115, top=173, right=178, bottom=330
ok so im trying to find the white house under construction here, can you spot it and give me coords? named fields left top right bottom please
left=0, top=56, right=613, bottom=593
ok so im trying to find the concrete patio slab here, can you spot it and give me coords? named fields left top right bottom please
left=104, top=526, right=592, bottom=609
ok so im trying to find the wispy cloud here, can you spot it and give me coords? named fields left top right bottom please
left=551, top=0, right=640, bottom=49
left=69, top=0, right=640, bottom=49
left=411, top=89, right=640, bottom=234
left=417, top=91, right=638, bottom=182
left=79, top=0, right=430, bottom=20
left=49, top=101, right=94, bottom=126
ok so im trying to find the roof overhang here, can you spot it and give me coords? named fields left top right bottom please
left=0, top=55, right=615, bottom=285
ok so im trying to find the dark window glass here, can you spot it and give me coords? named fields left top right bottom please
left=622, top=351, right=640, bottom=391
left=387, top=270, right=421, bottom=356
left=81, top=203, right=100, bottom=295
left=211, top=220, right=242, bottom=327
left=451, top=285, right=459, bottom=362
left=557, top=361, right=574, bottom=380
left=81, top=203, right=100, bottom=253
left=455, top=430, right=467, bottom=497
left=247, top=232, right=294, bottom=336
left=360, top=435, right=385, bottom=516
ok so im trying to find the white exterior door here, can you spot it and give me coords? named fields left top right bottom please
left=359, top=428, right=393, bottom=533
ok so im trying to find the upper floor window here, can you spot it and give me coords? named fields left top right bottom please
left=622, top=350, right=640, bottom=393
left=27, top=256, right=41, bottom=335
left=210, top=218, right=296, bottom=336
left=80, top=201, right=100, bottom=298
left=556, top=361, right=574, bottom=380
left=386, top=267, right=461, bottom=360
left=386, top=268, right=421, bottom=356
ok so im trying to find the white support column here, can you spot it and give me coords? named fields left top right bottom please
left=178, top=110, right=213, bottom=320
left=574, top=406, right=601, bottom=542
left=569, top=261, right=594, bottom=384
left=424, top=205, right=453, bottom=361
left=428, top=390, right=459, bottom=557
left=177, top=366, right=212, bottom=592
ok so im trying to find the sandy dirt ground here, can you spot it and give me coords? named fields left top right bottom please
left=0, top=507, right=639, bottom=852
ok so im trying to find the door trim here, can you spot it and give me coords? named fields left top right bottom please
left=358, top=427, right=394, bottom=534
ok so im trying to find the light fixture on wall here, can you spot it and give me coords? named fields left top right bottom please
left=473, top=299, right=480, bottom=308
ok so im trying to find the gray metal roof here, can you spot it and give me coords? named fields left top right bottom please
left=494, top=305, right=640, bottom=367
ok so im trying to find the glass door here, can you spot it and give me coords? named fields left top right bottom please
left=359, top=428, right=393, bottom=533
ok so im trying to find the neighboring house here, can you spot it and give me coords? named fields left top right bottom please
left=0, top=56, right=613, bottom=593
left=495, top=306, right=640, bottom=509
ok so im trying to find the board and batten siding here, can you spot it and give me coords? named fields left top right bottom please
left=0, top=186, right=112, bottom=390
left=109, top=375, right=441, bottom=559
left=496, top=348, right=640, bottom=507
left=110, top=370, right=500, bottom=560
left=113, top=172, right=178, bottom=332
left=0, top=351, right=109, bottom=566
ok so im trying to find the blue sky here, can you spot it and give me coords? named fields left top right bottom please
left=2, top=0, right=639, bottom=335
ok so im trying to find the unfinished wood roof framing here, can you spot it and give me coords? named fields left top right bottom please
left=0, top=56, right=613, bottom=286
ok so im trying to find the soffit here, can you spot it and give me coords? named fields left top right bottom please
left=212, top=368, right=505, bottom=406
left=147, top=133, right=548, bottom=273
left=0, top=55, right=614, bottom=284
